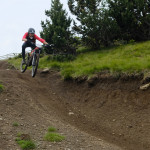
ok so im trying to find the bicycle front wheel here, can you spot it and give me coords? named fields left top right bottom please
left=31, top=53, right=39, bottom=77
left=20, top=53, right=29, bottom=73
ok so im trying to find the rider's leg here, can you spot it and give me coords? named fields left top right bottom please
left=22, top=42, right=29, bottom=59
left=22, top=42, right=30, bottom=64
left=22, top=41, right=36, bottom=58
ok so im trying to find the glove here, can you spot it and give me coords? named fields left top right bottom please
left=44, top=44, right=51, bottom=48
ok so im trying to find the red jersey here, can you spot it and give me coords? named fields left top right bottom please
left=22, top=32, right=45, bottom=43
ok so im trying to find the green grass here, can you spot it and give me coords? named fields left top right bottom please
left=44, top=132, right=65, bottom=142
left=13, top=122, right=19, bottom=127
left=48, top=126, right=57, bottom=132
left=8, top=57, right=22, bottom=69
left=16, top=133, right=36, bottom=150
left=44, top=126, right=65, bottom=142
left=16, top=138, right=36, bottom=150
left=17, top=132, right=22, bottom=137
left=0, top=84, right=4, bottom=92
left=8, top=41, right=150, bottom=79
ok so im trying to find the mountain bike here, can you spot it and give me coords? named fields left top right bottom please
left=20, top=44, right=50, bottom=77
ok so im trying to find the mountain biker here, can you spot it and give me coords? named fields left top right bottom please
left=22, top=28, right=48, bottom=64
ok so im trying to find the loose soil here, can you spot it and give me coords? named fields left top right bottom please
left=0, top=61, right=150, bottom=150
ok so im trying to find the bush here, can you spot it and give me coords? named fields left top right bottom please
left=14, top=53, right=22, bottom=59
left=68, top=0, right=120, bottom=49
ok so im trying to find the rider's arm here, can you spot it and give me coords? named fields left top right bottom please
left=22, top=32, right=28, bottom=42
left=43, top=41, right=48, bottom=45
left=22, top=39, right=27, bottom=42
left=34, top=34, right=47, bottom=44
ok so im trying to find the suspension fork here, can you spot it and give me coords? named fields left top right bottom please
left=32, top=51, right=36, bottom=66
left=32, top=48, right=41, bottom=66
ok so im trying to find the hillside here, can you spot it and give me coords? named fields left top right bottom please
left=9, top=41, right=150, bottom=80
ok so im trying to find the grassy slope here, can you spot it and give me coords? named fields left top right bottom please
left=9, top=41, right=150, bottom=79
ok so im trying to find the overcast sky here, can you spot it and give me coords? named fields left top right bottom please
left=0, top=0, right=74, bottom=56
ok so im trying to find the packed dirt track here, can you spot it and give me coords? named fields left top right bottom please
left=0, top=61, right=150, bottom=150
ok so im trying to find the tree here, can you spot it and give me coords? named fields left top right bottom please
left=68, top=0, right=119, bottom=48
left=107, top=0, right=150, bottom=41
left=41, top=0, right=75, bottom=54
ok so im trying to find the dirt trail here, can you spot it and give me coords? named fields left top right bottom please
left=0, top=61, right=150, bottom=150
left=0, top=61, right=122, bottom=150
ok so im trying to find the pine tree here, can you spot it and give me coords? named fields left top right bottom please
left=41, top=0, right=75, bottom=54
left=68, top=0, right=119, bottom=48
left=107, top=0, right=150, bottom=41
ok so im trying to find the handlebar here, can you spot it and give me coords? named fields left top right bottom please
left=43, top=44, right=51, bottom=48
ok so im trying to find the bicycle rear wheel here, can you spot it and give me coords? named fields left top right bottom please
left=20, top=53, right=29, bottom=73
left=31, top=53, right=39, bottom=77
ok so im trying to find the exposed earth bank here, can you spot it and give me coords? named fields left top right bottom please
left=0, top=61, right=150, bottom=150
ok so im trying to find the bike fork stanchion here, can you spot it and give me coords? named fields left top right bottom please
left=32, top=54, right=36, bottom=66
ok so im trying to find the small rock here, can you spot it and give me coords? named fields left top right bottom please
left=18, top=114, right=22, bottom=117
left=87, top=74, right=99, bottom=87
left=140, top=83, right=150, bottom=90
left=112, top=119, right=116, bottom=122
left=41, top=68, right=49, bottom=74
left=128, top=125, right=133, bottom=128
left=0, top=118, right=3, bottom=121
left=20, top=134, right=31, bottom=140
left=75, top=76, right=87, bottom=83
left=69, top=112, right=74, bottom=116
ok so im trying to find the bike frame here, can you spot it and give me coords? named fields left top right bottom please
left=30, top=47, right=40, bottom=56
left=21, top=44, right=50, bottom=76
left=21, top=45, right=43, bottom=77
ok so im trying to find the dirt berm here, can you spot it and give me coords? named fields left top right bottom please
left=0, top=61, right=150, bottom=150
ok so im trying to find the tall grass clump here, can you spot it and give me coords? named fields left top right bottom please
left=0, top=84, right=4, bottom=92
left=44, top=126, right=65, bottom=142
